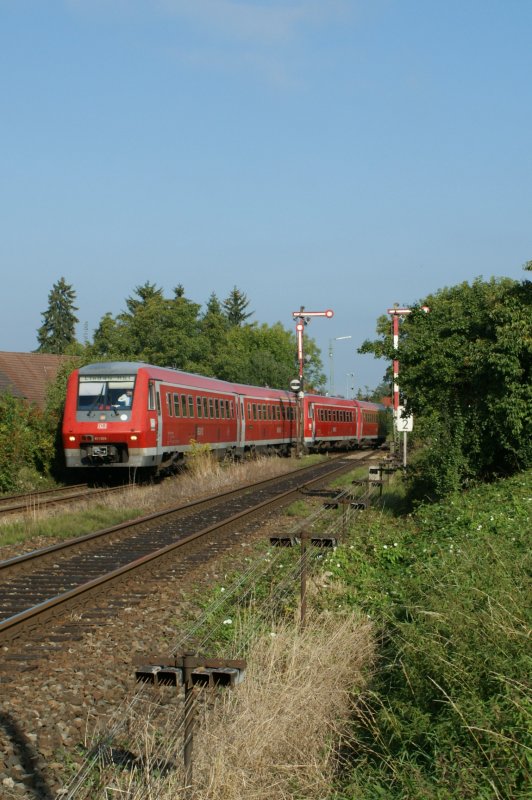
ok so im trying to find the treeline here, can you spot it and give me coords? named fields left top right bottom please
left=36, top=280, right=325, bottom=390
left=1, top=270, right=530, bottom=496
left=0, top=280, right=327, bottom=492
left=360, top=267, right=532, bottom=498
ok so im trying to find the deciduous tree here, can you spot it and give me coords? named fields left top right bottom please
left=360, top=276, right=532, bottom=496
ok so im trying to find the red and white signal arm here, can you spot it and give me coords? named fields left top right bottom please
left=395, top=407, right=414, bottom=432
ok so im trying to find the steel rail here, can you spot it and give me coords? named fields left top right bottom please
left=0, top=483, right=130, bottom=516
left=0, top=455, right=351, bottom=572
left=0, top=457, right=361, bottom=646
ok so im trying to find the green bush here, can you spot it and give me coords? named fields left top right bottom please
left=330, top=471, right=531, bottom=799
left=0, top=393, right=55, bottom=492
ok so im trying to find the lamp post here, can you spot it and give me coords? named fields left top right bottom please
left=328, top=336, right=351, bottom=396
left=346, top=372, right=355, bottom=399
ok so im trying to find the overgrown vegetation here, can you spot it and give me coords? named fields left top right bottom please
left=0, top=392, right=56, bottom=493
left=325, top=469, right=531, bottom=799
left=360, top=272, right=532, bottom=498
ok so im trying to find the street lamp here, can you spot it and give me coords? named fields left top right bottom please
left=346, top=372, right=355, bottom=399
left=328, top=336, right=351, bottom=396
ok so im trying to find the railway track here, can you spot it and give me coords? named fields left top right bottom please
left=0, top=455, right=371, bottom=662
left=0, top=483, right=131, bottom=517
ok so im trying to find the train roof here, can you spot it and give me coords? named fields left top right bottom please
left=76, top=362, right=295, bottom=399
left=76, top=362, right=387, bottom=410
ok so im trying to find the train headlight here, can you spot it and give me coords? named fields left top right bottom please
left=130, top=435, right=138, bottom=441
left=68, top=436, right=76, bottom=442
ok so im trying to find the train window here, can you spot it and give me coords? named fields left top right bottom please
left=252, top=403, right=257, bottom=420
left=196, top=397, right=203, bottom=418
left=148, top=382, right=156, bottom=411
left=180, top=395, right=187, bottom=417
left=167, top=393, right=173, bottom=417
left=187, top=396, right=193, bottom=417
left=262, top=404, right=267, bottom=420
left=173, top=394, right=180, bottom=417
left=228, top=401, right=233, bottom=418
left=214, top=398, right=219, bottom=418
left=202, top=397, right=208, bottom=418
left=209, top=398, right=215, bottom=418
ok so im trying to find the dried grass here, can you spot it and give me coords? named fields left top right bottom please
left=0, top=456, right=301, bottom=546
left=100, top=613, right=374, bottom=800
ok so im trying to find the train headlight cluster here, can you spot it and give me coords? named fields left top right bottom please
left=68, top=436, right=76, bottom=442
left=130, top=435, right=138, bottom=441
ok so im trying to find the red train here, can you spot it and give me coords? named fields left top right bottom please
left=62, top=362, right=387, bottom=473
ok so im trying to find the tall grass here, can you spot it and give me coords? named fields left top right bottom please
left=0, top=455, right=303, bottom=550
left=94, top=614, right=375, bottom=800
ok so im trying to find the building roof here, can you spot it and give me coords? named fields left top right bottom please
left=0, top=352, right=71, bottom=409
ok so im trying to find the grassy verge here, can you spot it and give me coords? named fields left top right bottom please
left=322, top=470, right=531, bottom=799
left=0, top=454, right=314, bottom=551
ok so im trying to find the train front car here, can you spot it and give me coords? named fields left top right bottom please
left=62, top=362, right=153, bottom=469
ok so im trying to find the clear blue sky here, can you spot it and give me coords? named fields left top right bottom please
left=1, top=0, right=530, bottom=394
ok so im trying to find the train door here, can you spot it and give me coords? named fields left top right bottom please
left=308, top=401, right=316, bottom=444
left=156, top=384, right=163, bottom=450
left=354, top=405, right=360, bottom=444
left=148, top=380, right=164, bottom=456
left=236, top=395, right=246, bottom=449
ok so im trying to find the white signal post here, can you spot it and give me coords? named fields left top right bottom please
left=291, top=307, right=334, bottom=455
left=386, top=304, right=429, bottom=466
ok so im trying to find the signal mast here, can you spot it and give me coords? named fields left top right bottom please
left=387, top=304, right=429, bottom=466
left=291, top=307, right=334, bottom=455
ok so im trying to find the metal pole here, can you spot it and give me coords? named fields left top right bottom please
left=329, top=340, right=333, bottom=396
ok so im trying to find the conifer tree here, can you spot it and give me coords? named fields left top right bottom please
left=36, top=277, right=79, bottom=353
left=222, top=286, right=253, bottom=326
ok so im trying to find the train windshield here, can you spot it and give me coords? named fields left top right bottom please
left=78, top=375, right=136, bottom=412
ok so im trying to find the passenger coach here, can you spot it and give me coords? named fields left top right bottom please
left=62, top=362, right=387, bottom=473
